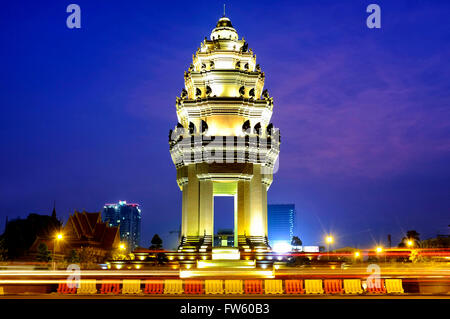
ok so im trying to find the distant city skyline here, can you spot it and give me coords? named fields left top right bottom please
left=1, top=1, right=449, bottom=249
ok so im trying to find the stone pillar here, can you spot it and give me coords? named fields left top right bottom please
left=185, top=165, right=200, bottom=237
left=249, top=164, right=266, bottom=237
left=181, top=183, right=188, bottom=237
left=237, top=179, right=251, bottom=239
left=198, top=179, right=214, bottom=237
left=261, top=183, right=268, bottom=237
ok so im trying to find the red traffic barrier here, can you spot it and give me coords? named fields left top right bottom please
left=285, top=280, right=304, bottom=294
left=144, top=280, right=164, bottom=294
left=57, top=281, right=77, bottom=294
left=244, top=280, right=263, bottom=294
left=184, top=280, right=204, bottom=294
left=366, top=278, right=387, bottom=294
left=324, top=279, right=344, bottom=294
left=100, top=282, right=121, bottom=294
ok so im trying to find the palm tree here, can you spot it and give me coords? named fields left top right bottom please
left=398, top=230, right=421, bottom=247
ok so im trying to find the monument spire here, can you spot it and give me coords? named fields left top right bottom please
left=169, top=15, right=280, bottom=258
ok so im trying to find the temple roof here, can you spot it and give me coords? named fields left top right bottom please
left=30, top=210, right=120, bottom=253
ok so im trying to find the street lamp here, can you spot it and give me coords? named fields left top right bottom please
left=406, top=240, right=413, bottom=247
left=119, top=243, right=126, bottom=251
left=376, top=246, right=386, bottom=263
left=325, top=235, right=333, bottom=261
left=53, top=233, right=63, bottom=270
left=354, top=251, right=361, bottom=258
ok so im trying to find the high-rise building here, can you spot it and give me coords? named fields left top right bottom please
left=268, top=204, right=295, bottom=248
left=103, top=201, right=141, bottom=251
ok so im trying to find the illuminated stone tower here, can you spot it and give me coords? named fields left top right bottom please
left=169, top=16, right=280, bottom=256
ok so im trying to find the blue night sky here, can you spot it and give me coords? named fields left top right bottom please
left=1, top=0, right=449, bottom=249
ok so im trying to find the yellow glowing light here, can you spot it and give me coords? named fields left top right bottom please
left=407, top=240, right=413, bottom=247
left=376, top=247, right=383, bottom=253
left=135, top=265, right=141, bottom=269
left=119, top=244, right=126, bottom=251
left=212, top=247, right=240, bottom=260
left=56, top=233, right=63, bottom=240
left=354, top=251, right=361, bottom=258
left=168, top=256, right=174, bottom=261
left=326, top=236, right=333, bottom=244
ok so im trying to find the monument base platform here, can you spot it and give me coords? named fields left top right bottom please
left=180, top=268, right=274, bottom=279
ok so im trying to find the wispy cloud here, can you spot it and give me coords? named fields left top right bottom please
left=273, top=44, right=450, bottom=178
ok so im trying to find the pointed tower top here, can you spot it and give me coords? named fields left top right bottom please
left=51, top=201, right=57, bottom=219
left=223, top=4, right=226, bottom=17
left=211, top=13, right=238, bottom=41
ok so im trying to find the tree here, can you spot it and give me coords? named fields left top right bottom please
left=150, top=234, right=163, bottom=249
left=409, top=249, right=424, bottom=263
left=291, top=236, right=302, bottom=246
left=36, top=243, right=52, bottom=262
left=67, top=249, right=80, bottom=263
left=2, top=213, right=61, bottom=259
left=0, top=237, right=8, bottom=261
left=398, top=230, right=421, bottom=247
left=78, top=246, right=105, bottom=264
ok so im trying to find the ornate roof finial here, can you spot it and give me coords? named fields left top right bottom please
left=223, top=4, right=226, bottom=17
left=52, top=200, right=57, bottom=219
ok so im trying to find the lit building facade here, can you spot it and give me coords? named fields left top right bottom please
left=169, top=15, right=280, bottom=255
left=268, top=204, right=295, bottom=247
left=103, top=201, right=141, bottom=251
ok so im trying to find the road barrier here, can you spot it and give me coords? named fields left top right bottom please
left=77, top=279, right=97, bottom=294
left=164, top=279, right=183, bottom=294
left=285, top=280, right=304, bottom=294
left=57, top=280, right=77, bottom=294
left=324, top=279, right=343, bottom=294
left=366, top=278, right=386, bottom=294
left=100, top=281, right=121, bottom=294
left=49, top=277, right=409, bottom=296
left=343, top=279, right=363, bottom=294
left=264, top=280, right=283, bottom=294
left=224, top=280, right=243, bottom=294
left=144, top=280, right=164, bottom=294
left=244, top=280, right=263, bottom=294
left=185, top=280, right=204, bottom=294
left=385, top=279, right=404, bottom=294
left=205, top=280, right=224, bottom=294
left=122, top=279, right=142, bottom=294
left=304, top=279, right=324, bottom=294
